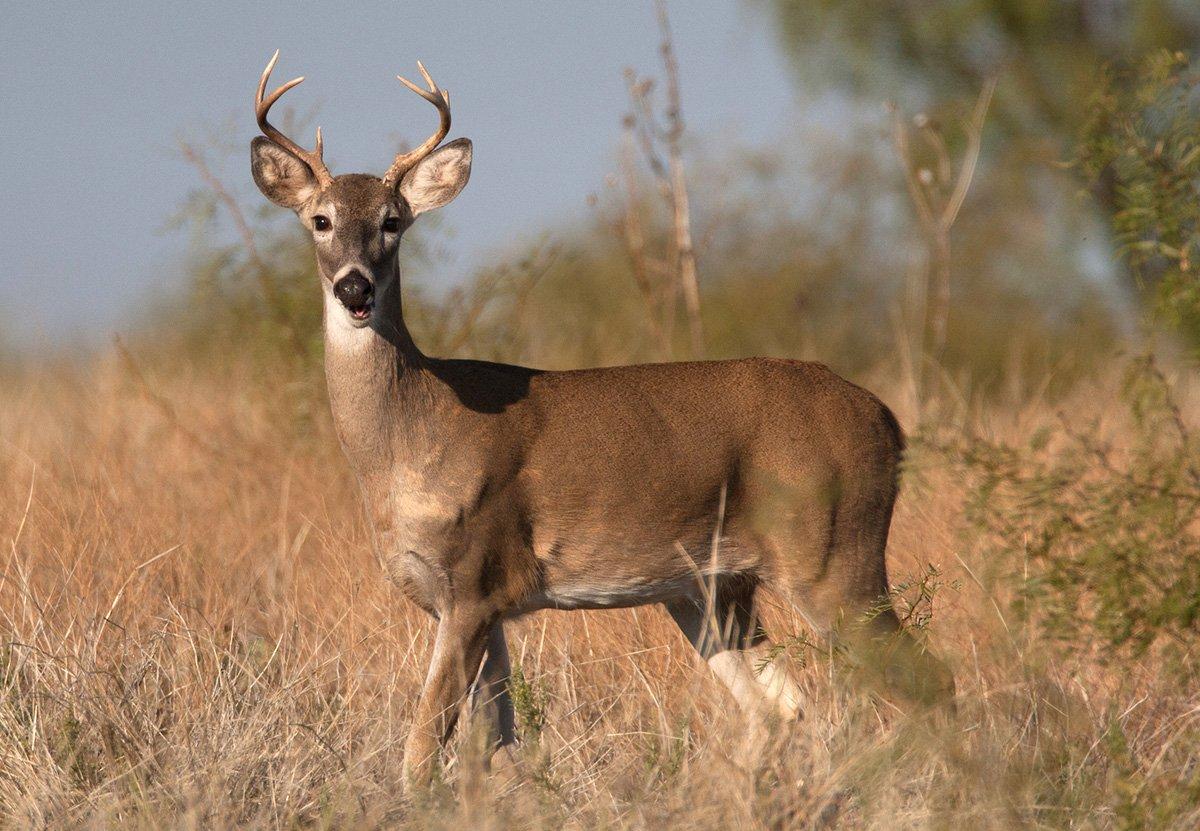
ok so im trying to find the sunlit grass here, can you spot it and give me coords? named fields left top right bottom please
left=1, top=350, right=1195, bottom=829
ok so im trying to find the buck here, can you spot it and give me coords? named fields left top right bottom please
left=249, top=52, right=954, bottom=785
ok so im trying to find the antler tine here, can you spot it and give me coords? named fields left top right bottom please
left=254, top=50, right=333, bottom=187
left=382, top=61, right=452, bottom=188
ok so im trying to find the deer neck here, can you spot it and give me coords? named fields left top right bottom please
left=322, top=272, right=435, bottom=481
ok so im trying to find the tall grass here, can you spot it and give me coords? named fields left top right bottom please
left=1, top=332, right=1197, bottom=828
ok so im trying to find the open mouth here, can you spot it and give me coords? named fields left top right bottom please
left=332, top=273, right=376, bottom=324
left=344, top=300, right=374, bottom=321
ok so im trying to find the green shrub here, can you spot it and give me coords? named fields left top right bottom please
left=1077, top=50, right=1200, bottom=347
left=930, top=356, right=1200, bottom=679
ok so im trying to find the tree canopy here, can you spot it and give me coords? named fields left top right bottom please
left=768, top=0, right=1200, bottom=143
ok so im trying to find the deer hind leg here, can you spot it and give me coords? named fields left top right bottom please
left=791, top=582, right=956, bottom=708
left=470, top=622, right=516, bottom=761
left=664, top=577, right=804, bottom=722
left=780, top=486, right=956, bottom=709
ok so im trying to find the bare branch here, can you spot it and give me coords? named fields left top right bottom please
left=625, top=71, right=672, bottom=202
left=890, top=105, right=937, bottom=233
left=656, top=0, right=703, bottom=358
left=178, top=139, right=307, bottom=358
left=618, top=128, right=673, bottom=357
left=179, top=140, right=265, bottom=273
left=943, top=76, right=997, bottom=228
left=606, top=0, right=705, bottom=359
left=890, top=77, right=997, bottom=373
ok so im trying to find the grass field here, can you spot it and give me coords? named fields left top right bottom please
left=1, top=345, right=1197, bottom=830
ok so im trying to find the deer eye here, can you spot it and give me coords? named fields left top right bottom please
left=313, top=215, right=331, bottom=232
left=382, top=216, right=400, bottom=234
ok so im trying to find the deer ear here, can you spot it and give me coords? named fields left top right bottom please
left=251, top=136, right=319, bottom=209
left=398, top=138, right=472, bottom=216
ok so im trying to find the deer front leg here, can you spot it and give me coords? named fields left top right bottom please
left=403, top=606, right=493, bottom=786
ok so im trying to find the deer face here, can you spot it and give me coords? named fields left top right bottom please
left=249, top=53, right=471, bottom=329
left=251, top=141, right=471, bottom=327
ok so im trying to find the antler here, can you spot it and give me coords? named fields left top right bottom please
left=255, top=50, right=333, bottom=188
left=381, top=62, right=451, bottom=188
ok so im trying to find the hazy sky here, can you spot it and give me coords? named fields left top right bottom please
left=0, top=1, right=802, bottom=345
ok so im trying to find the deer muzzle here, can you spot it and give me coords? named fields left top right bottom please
left=333, top=272, right=374, bottom=320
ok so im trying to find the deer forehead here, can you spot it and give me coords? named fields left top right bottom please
left=311, top=174, right=400, bottom=219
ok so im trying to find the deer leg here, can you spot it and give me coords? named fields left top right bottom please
left=470, top=621, right=516, bottom=762
left=665, top=579, right=804, bottom=721
left=402, top=606, right=493, bottom=786
left=795, top=584, right=955, bottom=708
left=779, top=489, right=956, bottom=709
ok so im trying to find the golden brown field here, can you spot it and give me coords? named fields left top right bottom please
left=2, top=343, right=1196, bottom=830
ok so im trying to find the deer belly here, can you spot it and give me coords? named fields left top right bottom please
left=520, top=525, right=753, bottom=610
left=534, top=574, right=704, bottom=610
left=525, top=539, right=746, bottom=612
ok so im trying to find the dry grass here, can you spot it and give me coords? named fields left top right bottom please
left=1, top=351, right=1197, bottom=830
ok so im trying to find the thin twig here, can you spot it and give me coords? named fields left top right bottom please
left=656, top=0, right=704, bottom=358
left=179, top=140, right=266, bottom=273
left=618, top=126, right=673, bottom=358
left=943, top=77, right=997, bottom=228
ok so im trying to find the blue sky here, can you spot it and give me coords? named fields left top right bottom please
left=0, top=1, right=804, bottom=345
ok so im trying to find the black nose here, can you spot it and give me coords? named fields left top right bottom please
left=333, top=273, right=373, bottom=307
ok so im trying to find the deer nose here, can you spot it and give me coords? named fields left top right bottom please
left=333, top=272, right=373, bottom=307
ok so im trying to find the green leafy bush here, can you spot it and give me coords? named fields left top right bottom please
left=1077, top=50, right=1200, bottom=345
left=933, top=356, right=1200, bottom=678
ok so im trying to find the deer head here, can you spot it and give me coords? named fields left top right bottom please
left=250, top=51, right=472, bottom=328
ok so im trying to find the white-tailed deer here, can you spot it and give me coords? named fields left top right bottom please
left=249, top=52, right=954, bottom=785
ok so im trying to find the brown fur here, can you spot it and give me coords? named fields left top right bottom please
left=253, top=143, right=954, bottom=787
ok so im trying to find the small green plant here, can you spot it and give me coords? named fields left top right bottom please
left=881, top=563, right=959, bottom=633
left=507, top=661, right=548, bottom=745
left=642, top=718, right=689, bottom=782
left=754, top=632, right=814, bottom=676
left=507, top=661, right=563, bottom=798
